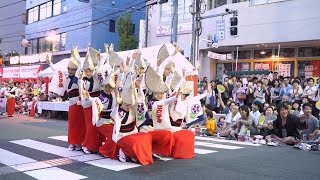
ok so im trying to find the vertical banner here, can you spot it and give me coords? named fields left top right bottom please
left=278, top=64, right=291, bottom=77
left=139, top=20, right=146, bottom=48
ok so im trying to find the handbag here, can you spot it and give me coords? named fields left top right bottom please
left=237, top=92, right=247, bottom=100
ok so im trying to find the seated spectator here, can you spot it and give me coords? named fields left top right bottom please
left=266, top=103, right=307, bottom=145
left=257, top=107, right=277, bottom=137
left=299, top=103, right=319, bottom=140
left=204, top=111, right=216, bottom=136
left=291, top=101, right=301, bottom=117
left=219, top=105, right=253, bottom=139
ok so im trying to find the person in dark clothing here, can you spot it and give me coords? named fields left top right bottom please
left=265, top=103, right=306, bottom=145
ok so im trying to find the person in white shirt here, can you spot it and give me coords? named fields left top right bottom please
left=249, top=101, right=262, bottom=128
left=303, top=78, right=317, bottom=101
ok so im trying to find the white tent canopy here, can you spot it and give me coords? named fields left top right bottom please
left=38, top=58, right=85, bottom=77
left=39, top=43, right=194, bottom=77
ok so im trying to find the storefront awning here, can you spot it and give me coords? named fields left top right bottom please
left=226, top=70, right=270, bottom=76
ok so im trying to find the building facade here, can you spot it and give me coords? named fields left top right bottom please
left=0, top=0, right=26, bottom=57
left=147, top=0, right=320, bottom=81
left=24, top=0, right=145, bottom=62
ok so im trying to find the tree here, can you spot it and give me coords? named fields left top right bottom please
left=117, top=13, right=138, bottom=51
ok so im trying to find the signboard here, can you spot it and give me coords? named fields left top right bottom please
left=3, top=67, right=20, bottom=78
left=216, top=20, right=225, bottom=40
left=254, top=63, right=262, bottom=70
left=305, top=65, right=313, bottom=78
left=208, top=51, right=231, bottom=60
left=242, top=63, right=250, bottom=71
left=278, top=64, right=291, bottom=77
left=20, top=65, right=42, bottom=78
left=262, top=64, right=270, bottom=70
left=10, top=56, right=19, bottom=65
left=0, top=67, right=2, bottom=77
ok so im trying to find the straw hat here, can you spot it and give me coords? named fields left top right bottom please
left=145, top=66, right=169, bottom=93
left=170, top=72, right=182, bottom=90
left=68, top=47, right=80, bottom=69
left=109, top=50, right=123, bottom=67
left=88, top=47, right=100, bottom=67
left=180, top=82, right=192, bottom=94
left=121, top=75, right=135, bottom=105
left=83, top=50, right=95, bottom=70
left=134, top=56, right=147, bottom=69
left=157, top=44, right=170, bottom=66
left=104, top=70, right=116, bottom=88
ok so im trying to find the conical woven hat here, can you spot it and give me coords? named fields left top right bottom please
left=157, top=44, right=170, bottom=66
left=83, top=49, right=95, bottom=70
left=109, top=50, right=123, bottom=67
left=88, top=47, right=100, bottom=67
left=121, top=75, right=135, bottom=105
left=134, top=56, right=147, bottom=69
left=180, top=82, right=192, bottom=94
left=68, top=47, right=79, bottom=69
left=170, top=71, right=181, bottom=90
left=145, top=66, right=169, bottom=93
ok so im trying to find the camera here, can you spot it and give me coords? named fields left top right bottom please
left=225, top=8, right=230, bottom=13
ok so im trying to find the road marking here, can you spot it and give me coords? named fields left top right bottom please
left=195, top=136, right=261, bottom=146
left=195, top=141, right=244, bottom=150
left=0, top=148, right=36, bottom=166
left=25, top=167, right=87, bottom=180
left=0, top=148, right=87, bottom=179
left=10, top=139, right=141, bottom=171
left=194, top=148, right=218, bottom=154
left=49, top=135, right=68, bottom=142
left=86, top=159, right=141, bottom=171
left=49, top=135, right=226, bottom=155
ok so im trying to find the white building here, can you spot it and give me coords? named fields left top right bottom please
left=147, top=0, right=320, bottom=81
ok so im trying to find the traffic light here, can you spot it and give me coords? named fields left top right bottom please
left=230, top=17, right=238, bottom=36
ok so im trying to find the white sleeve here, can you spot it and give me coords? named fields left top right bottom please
left=194, top=91, right=208, bottom=101
left=161, top=96, right=177, bottom=106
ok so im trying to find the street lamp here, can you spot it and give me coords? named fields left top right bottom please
left=46, top=32, right=59, bottom=61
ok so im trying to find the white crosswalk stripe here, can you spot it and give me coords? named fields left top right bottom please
left=195, top=136, right=261, bottom=146
left=0, top=148, right=87, bottom=180
left=0, top=135, right=259, bottom=179
left=10, top=139, right=140, bottom=171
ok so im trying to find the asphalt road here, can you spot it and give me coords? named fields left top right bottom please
left=0, top=114, right=319, bottom=180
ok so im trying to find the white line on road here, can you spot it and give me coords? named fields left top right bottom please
left=10, top=139, right=141, bottom=171
left=195, top=141, right=244, bottom=150
left=0, top=148, right=87, bottom=180
left=194, top=148, right=218, bottom=154
left=195, top=136, right=261, bottom=146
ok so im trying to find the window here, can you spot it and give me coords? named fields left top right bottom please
left=232, top=0, right=248, bottom=3
left=233, top=50, right=251, bottom=59
left=254, top=49, right=272, bottom=59
left=160, top=0, right=192, bottom=23
left=28, top=8, right=34, bottom=24
left=32, top=39, right=38, bottom=54
left=275, top=48, right=295, bottom=57
left=299, top=47, right=320, bottom=57
left=131, top=24, right=135, bottom=34
left=53, top=0, right=62, bottom=16
left=215, top=0, right=227, bottom=8
left=60, top=33, right=66, bottom=51
left=40, top=4, right=47, bottom=20
left=46, top=1, right=53, bottom=18
left=109, top=20, right=115, bottom=32
left=39, top=37, right=46, bottom=53
left=33, top=6, right=39, bottom=22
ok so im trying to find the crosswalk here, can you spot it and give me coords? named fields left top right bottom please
left=0, top=135, right=260, bottom=180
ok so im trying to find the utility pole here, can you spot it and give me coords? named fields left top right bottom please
left=190, top=0, right=238, bottom=65
left=171, top=0, right=178, bottom=44
left=190, top=0, right=201, bottom=65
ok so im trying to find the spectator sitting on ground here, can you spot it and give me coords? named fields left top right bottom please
left=299, top=103, right=319, bottom=140
left=257, top=106, right=277, bottom=137
left=204, top=111, right=216, bottom=136
left=266, top=103, right=307, bottom=145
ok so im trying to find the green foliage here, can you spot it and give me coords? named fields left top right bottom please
left=117, top=13, right=138, bottom=51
